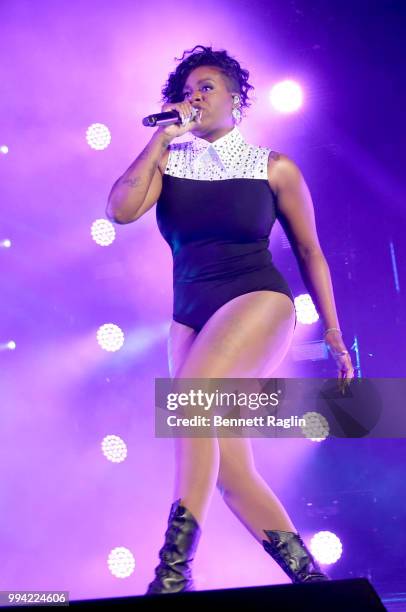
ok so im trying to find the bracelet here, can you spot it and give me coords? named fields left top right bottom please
left=324, top=327, right=342, bottom=337
left=328, top=348, right=349, bottom=357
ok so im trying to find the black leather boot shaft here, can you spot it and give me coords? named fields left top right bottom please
left=146, top=498, right=201, bottom=594
left=262, top=529, right=330, bottom=583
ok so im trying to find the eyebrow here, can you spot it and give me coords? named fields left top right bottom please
left=183, top=78, right=215, bottom=91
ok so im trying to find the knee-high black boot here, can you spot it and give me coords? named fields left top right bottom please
left=262, top=529, right=330, bottom=583
left=145, top=498, right=201, bottom=595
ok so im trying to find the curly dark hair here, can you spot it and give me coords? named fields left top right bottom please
left=161, top=44, right=255, bottom=116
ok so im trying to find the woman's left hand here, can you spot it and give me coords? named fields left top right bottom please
left=324, top=330, right=355, bottom=393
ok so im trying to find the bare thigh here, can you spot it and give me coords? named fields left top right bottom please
left=167, top=290, right=296, bottom=484
left=175, top=290, right=295, bottom=379
left=168, top=317, right=256, bottom=491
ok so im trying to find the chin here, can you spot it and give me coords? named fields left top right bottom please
left=192, top=120, right=209, bottom=132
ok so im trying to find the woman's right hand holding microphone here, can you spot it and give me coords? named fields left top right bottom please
left=156, top=101, right=202, bottom=142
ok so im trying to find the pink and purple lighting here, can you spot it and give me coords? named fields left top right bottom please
left=1, top=0, right=404, bottom=609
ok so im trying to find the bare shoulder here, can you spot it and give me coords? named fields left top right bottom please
left=267, top=151, right=303, bottom=194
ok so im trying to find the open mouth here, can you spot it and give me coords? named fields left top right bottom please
left=195, top=109, right=204, bottom=122
left=192, top=107, right=204, bottom=119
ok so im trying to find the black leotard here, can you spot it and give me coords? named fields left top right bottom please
left=156, top=127, right=296, bottom=333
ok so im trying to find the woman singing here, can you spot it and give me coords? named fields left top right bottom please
left=106, top=44, right=355, bottom=594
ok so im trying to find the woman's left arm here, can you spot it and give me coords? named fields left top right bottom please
left=268, top=152, right=355, bottom=384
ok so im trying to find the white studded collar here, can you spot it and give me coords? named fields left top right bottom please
left=164, top=126, right=272, bottom=181
left=189, top=126, right=247, bottom=172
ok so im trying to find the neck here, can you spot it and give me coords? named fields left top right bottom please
left=192, top=124, right=235, bottom=143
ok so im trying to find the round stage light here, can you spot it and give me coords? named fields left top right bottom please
left=107, top=547, right=135, bottom=578
left=301, top=411, right=329, bottom=442
left=101, top=435, right=128, bottom=463
left=294, top=294, right=319, bottom=325
left=310, top=530, right=343, bottom=564
left=91, top=219, right=116, bottom=246
left=97, top=323, right=125, bottom=352
left=86, top=123, right=111, bottom=150
left=270, top=80, right=304, bottom=113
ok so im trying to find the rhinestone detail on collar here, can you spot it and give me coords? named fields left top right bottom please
left=164, top=126, right=272, bottom=181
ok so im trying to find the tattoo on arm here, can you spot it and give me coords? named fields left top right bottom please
left=121, top=177, right=142, bottom=188
left=120, top=145, right=159, bottom=188
left=121, top=164, right=155, bottom=188
left=118, top=135, right=167, bottom=189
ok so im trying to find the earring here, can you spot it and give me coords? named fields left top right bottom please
left=232, top=95, right=242, bottom=124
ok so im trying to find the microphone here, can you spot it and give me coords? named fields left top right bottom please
left=142, top=107, right=200, bottom=127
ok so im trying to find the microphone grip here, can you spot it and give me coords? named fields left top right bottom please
left=142, top=110, right=181, bottom=127
left=142, top=107, right=199, bottom=127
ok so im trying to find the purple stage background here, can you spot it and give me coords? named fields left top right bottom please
left=1, top=0, right=405, bottom=607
